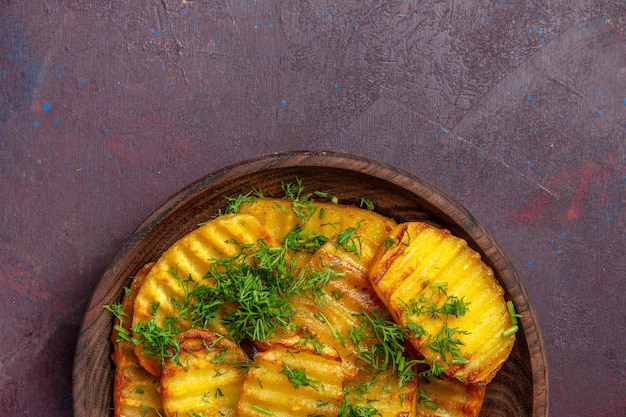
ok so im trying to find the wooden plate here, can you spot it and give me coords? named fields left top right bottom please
left=73, top=150, right=548, bottom=416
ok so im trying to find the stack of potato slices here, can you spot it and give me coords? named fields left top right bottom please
left=105, top=181, right=517, bottom=417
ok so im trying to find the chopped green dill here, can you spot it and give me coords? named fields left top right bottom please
left=201, top=391, right=211, bottom=402
left=338, top=400, right=381, bottom=417
left=252, top=404, right=273, bottom=415
left=314, top=190, right=339, bottom=204
left=359, top=197, right=375, bottom=210
left=131, top=317, right=182, bottom=366
left=149, top=301, right=160, bottom=316
left=316, top=399, right=330, bottom=407
left=103, top=303, right=126, bottom=321
left=280, top=362, right=323, bottom=391
left=163, top=236, right=344, bottom=345
left=102, top=303, right=133, bottom=342
left=280, top=179, right=318, bottom=222
left=224, top=192, right=256, bottom=214
left=335, top=226, right=363, bottom=258
left=283, top=225, right=329, bottom=254
left=331, top=289, right=345, bottom=300
left=507, top=300, right=522, bottom=325
left=281, top=178, right=308, bottom=201
left=314, top=311, right=346, bottom=348
left=400, top=283, right=472, bottom=378
left=417, top=388, right=441, bottom=410
left=502, top=325, right=519, bottom=337
left=296, top=330, right=326, bottom=354
left=348, top=308, right=421, bottom=387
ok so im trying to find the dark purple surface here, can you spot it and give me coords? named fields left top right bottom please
left=1, top=1, right=624, bottom=416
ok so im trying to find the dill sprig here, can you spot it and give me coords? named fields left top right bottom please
left=188, top=234, right=344, bottom=344
left=224, top=192, right=257, bottom=214
left=359, top=197, right=375, bottom=210
left=349, top=308, right=420, bottom=387
left=280, top=362, right=323, bottom=391
left=281, top=178, right=317, bottom=223
left=132, top=317, right=183, bottom=366
left=335, top=225, right=363, bottom=258
left=417, top=388, right=441, bottom=411
left=338, top=400, right=381, bottom=417
left=401, top=282, right=472, bottom=378
left=502, top=300, right=521, bottom=337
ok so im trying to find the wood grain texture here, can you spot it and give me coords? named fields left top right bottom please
left=73, top=151, right=548, bottom=417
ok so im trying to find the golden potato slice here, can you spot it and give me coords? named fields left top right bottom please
left=289, top=232, right=387, bottom=379
left=110, top=262, right=164, bottom=417
left=253, top=231, right=388, bottom=380
left=132, top=213, right=278, bottom=376
left=368, top=222, right=516, bottom=384
left=160, top=329, right=249, bottom=417
left=235, top=340, right=345, bottom=417
left=112, top=349, right=163, bottom=417
left=238, top=197, right=396, bottom=268
left=343, top=368, right=417, bottom=417
left=416, top=377, right=485, bottom=417
left=237, top=198, right=302, bottom=247
left=303, top=199, right=397, bottom=246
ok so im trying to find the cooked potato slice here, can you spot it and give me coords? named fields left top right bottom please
left=416, top=377, right=485, bottom=417
left=303, top=199, right=397, bottom=246
left=368, top=222, right=516, bottom=384
left=235, top=340, right=344, bottom=416
left=237, top=198, right=302, bottom=247
left=132, top=213, right=278, bottom=376
left=238, top=197, right=396, bottom=268
left=111, top=262, right=164, bottom=417
left=112, top=349, right=163, bottom=417
left=343, top=369, right=417, bottom=417
left=160, top=329, right=249, bottom=417
left=254, top=231, right=387, bottom=380
left=290, top=232, right=387, bottom=379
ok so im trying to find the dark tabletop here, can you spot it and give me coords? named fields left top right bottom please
left=1, top=1, right=625, bottom=416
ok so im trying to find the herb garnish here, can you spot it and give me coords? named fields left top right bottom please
left=338, top=400, right=381, bottom=417
left=280, top=362, right=323, bottom=391
left=502, top=300, right=521, bottom=337
left=251, top=404, right=273, bottom=415
left=335, top=225, right=363, bottom=258
left=359, top=197, right=375, bottom=210
left=401, top=282, right=472, bottom=378
left=127, top=220, right=346, bottom=365
left=417, top=388, right=441, bottom=411
left=281, top=178, right=317, bottom=223
left=349, top=308, right=419, bottom=387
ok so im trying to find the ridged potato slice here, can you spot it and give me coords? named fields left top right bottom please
left=255, top=231, right=387, bottom=380
left=160, top=329, right=249, bottom=417
left=290, top=232, right=387, bottom=379
left=237, top=198, right=301, bottom=247
left=416, top=377, right=485, bottom=417
left=238, top=197, right=396, bottom=268
left=235, top=340, right=345, bottom=417
left=111, top=262, right=164, bottom=417
left=368, top=222, right=516, bottom=384
left=132, top=213, right=278, bottom=376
